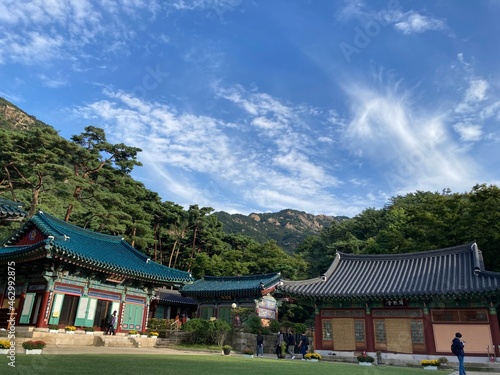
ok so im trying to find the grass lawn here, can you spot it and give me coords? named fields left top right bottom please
left=2, top=354, right=453, bottom=375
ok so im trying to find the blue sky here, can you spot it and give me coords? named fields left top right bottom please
left=1, top=0, right=500, bottom=217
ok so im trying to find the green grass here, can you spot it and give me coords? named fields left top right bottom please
left=2, top=354, right=453, bottom=375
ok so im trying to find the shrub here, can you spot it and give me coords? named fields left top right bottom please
left=182, top=318, right=210, bottom=344
left=242, top=347, right=255, bottom=355
left=0, top=339, right=11, bottom=349
left=357, top=354, right=375, bottom=363
left=147, top=318, right=169, bottom=332
left=305, top=352, right=322, bottom=360
left=139, top=331, right=148, bottom=336
left=83, top=327, right=94, bottom=332
left=244, top=315, right=263, bottom=334
left=293, top=323, right=307, bottom=335
left=268, top=320, right=281, bottom=333
left=208, top=319, right=232, bottom=347
left=48, top=324, right=59, bottom=330
left=420, top=359, right=440, bottom=367
left=222, top=345, right=232, bottom=350
left=438, top=357, right=448, bottom=365
left=22, top=340, right=46, bottom=350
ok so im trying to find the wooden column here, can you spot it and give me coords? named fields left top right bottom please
left=423, top=304, right=436, bottom=354
left=489, top=304, right=500, bottom=357
left=365, top=304, right=375, bottom=352
left=314, top=303, right=321, bottom=350
left=36, top=290, right=52, bottom=328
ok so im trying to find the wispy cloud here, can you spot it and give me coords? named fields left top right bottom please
left=73, top=87, right=366, bottom=216
left=392, top=12, right=445, bottom=34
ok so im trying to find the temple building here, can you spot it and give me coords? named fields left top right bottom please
left=0, top=210, right=193, bottom=332
left=181, top=272, right=282, bottom=324
left=279, top=243, right=500, bottom=358
left=0, top=198, right=27, bottom=223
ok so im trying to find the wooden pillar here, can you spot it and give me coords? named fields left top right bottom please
left=423, top=304, right=436, bottom=354
left=314, top=303, right=321, bottom=350
left=489, top=304, right=500, bottom=357
left=365, top=304, right=375, bottom=352
left=36, top=290, right=51, bottom=328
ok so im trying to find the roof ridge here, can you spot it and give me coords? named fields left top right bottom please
left=36, top=211, right=125, bottom=242
left=203, top=272, right=280, bottom=281
left=337, top=242, right=475, bottom=261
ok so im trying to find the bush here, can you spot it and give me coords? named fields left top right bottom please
left=208, top=319, right=232, bottom=347
left=438, top=357, right=448, bottom=365
left=268, top=320, right=281, bottom=333
left=357, top=354, right=375, bottom=363
left=182, top=318, right=210, bottom=344
left=244, top=315, right=263, bottom=334
left=147, top=318, right=170, bottom=332
left=84, top=327, right=94, bottom=332
left=22, top=340, right=46, bottom=350
left=293, top=323, right=307, bottom=335
left=48, top=324, right=59, bottom=330
left=242, top=347, right=255, bottom=355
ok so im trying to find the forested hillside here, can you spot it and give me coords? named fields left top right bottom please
left=1, top=97, right=500, bottom=282
left=215, top=209, right=344, bottom=253
left=0, top=98, right=308, bottom=280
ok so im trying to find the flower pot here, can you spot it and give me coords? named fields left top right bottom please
left=140, top=335, right=148, bottom=338
left=243, top=354, right=254, bottom=358
left=65, top=331, right=75, bottom=334
left=307, top=359, right=319, bottom=362
left=223, top=349, right=231, bottom=355
left=25, top=349, right=43, bottom=355
left=129, top=334, right=139, bottom=338
left=85, top=331, right=94, bottom=335
left=423, top=366, right=438, bottom=370
left=49, top=329, right=59, bottom=333
left=0, top=349, right=9, bottom=354
left=358, top=362, right=372, bottom=366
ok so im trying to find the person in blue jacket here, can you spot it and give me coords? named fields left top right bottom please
left=297, top=332, right=308, bottom=360
left=451, top=332, right=466, bottom=375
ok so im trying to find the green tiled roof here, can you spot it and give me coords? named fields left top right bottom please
left=0, top=211, right=193, bottom=284
left=0, top=198, right=27, bottom=222
left=181, top=272, right=281, bottom=298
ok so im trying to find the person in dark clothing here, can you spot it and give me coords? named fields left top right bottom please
left=287, top=329, right=296, bottom=359
left=106, top=311, right=117, bottom=335
left=297, top=332, right=308, bottom=360
left=256, top=330, right=264, bottom=357
left=276, top=330, right=284, bottom=359
left=451, top=332, right=466, bottom=375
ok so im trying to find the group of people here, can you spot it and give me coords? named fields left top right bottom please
left=255, top=329, right=309, bottom=360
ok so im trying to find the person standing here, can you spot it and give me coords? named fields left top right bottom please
left=452, top=332, right=466, bottom=375
left=287, top=329, right=296, bottom=359
left=297, top=332, right=309, bottom=360
left=107, top=310, right=117, bottom=335
left=276, top=330, right=284, bottom=359
left=256, top=330, right=264, bottom=358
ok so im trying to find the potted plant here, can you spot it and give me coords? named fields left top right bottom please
left=304, top=352, right=322, bottom=362
left=22, top=340, right=46, bottom=354
left=65, top=325, right=77, bottom=334
left=357, top=352, right=375, bottom=366
left=129, top=329, right=139, bottom=337
left=148, top=331, right=159, bottom=338
left=48, top=324, right=59, bottom=333
left=242, top=347, right=255, bottom=358
left=376, top=351, right=383, bottom=364
left=222, top=345, right=232, bottom=355
left=420, top=359, right=440, bottom=370
left=84, top=327, right=95, bottom=335
left=0, top=339, right=11, bottom=354
left=139, top=331, right=148, bottom=337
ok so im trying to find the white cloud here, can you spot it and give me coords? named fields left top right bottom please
left=453, top=123, right=483, bottom=142
left=393, top=12, right=445, bottom=34
left=343, top=82, right=478, bottom=194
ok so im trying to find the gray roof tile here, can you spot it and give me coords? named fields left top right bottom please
left=280, top=243, right=500, bottom=300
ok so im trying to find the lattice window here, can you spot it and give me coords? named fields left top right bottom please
left=411, top=320, right=424, bottom=344
left=374, top=320, right=386, bottom=343
left=354, top=319, right=365, bottom=342
left=322, top=320, right=332, bottom=340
